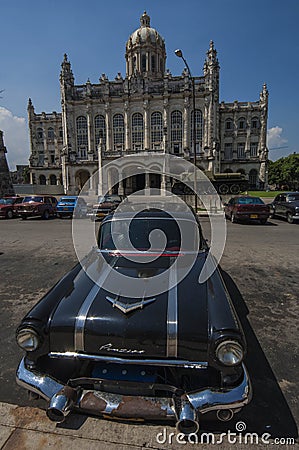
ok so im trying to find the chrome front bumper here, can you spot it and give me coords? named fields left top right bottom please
left=16, top=357, right=252, bottom=421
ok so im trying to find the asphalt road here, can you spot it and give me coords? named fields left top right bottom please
left=0, top=215, right=298, bottom=442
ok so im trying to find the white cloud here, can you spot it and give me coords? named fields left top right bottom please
left=0, top=107, right=29, bottom=171
left=267, top=126, right=288, bottom=150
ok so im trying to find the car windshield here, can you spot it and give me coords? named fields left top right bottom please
left=0, top=198, right=13, bottom=205
left=23, top=196, right=44, bottom=203
left=237, top=197, right=264, bottom=204
left=287, top=194, right=299, bottom=201
left=59, top=198, right=76, bottom=203
left=99, top=218, right=200, bottom=252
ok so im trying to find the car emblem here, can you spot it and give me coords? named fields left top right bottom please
left=106, top=295, right=156, bottom=314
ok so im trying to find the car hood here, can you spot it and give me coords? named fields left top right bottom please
left=94, top=202, right=114, bottom=208
left=20, top=201, right=42, bottom=206
left=48, top=251, right=209, bottom=361
left=58, top=202, right=76, bottom=207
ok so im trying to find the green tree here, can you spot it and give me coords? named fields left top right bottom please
left=268, top=153, right=299, bottom=189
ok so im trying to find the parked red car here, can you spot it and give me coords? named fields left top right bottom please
left=19, top=195, right=57, bottom=220
left=224, top=196, right=270, bottom=224
left=0, top=196, right=24, bottom=219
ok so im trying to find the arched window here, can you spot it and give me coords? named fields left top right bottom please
left=225, top=119, right=233, bottom=131
left=49, top=174, right=57, bottom=185
left=48, top=127, right=54, bottom=140
left=249, top=169, right=258, bottom=187
left=151, top=55, right=156, bottom=72
left=251, top=117, right=260, bottom=129
left=171, top=110, right=182, bottom=154
left=238, top=117, right=246, bottom=130
left=132, top=113, right=144, bottom=151
left=39, top=175, right=46, bottom=185
left=113, top=114, right=124, bottom=151
left=141, top=54, right=146, bottom=72
left=95, top=115, right=106, bottom=148
left=151, top=112, right=163, bottom=149
left=37, top=128, right=43, bottom=140
left=76, top=116, right=88, bottom=158
left=191, top=109, right=203, bottom=152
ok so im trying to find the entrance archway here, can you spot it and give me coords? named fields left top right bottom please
left=75, top=170, right=90, bottom=192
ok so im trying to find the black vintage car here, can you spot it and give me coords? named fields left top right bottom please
left=270, top=192, right=299, bottom=223
left=16, top=207, right=251, bottom=434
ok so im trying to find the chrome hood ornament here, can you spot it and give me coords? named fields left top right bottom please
left=106, top=295, right=156, bottom=314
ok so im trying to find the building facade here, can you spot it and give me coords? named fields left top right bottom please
left=28, top=12, right=269, bottom=195
left=0, top=130, right=14, bottom=197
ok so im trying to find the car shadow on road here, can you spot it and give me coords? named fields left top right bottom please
left=230, top=220, right=278, bottom=226
left=216, top=268, right=298, bottom=439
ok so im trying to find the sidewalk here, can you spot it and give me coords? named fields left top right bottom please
left=0, top=401, right=153, bottom=450
left=1, top=402, right=296, bottom=449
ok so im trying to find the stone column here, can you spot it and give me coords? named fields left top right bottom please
left=183, top=96, right=190, bottom=151
left=145, top=172, right=150, bottom=188
left=144, top=100, right=149, bottom=150
left=97, top=141, right=103, bottom=196
left=118, top=172, right=124, bottom=196
left=124, top=101, right=130, bottom=152
left=87, top=110, right=93, bottom=160
left=163, top=98, right=169, bottom=150
left=105, top=104, right=112, bottom=152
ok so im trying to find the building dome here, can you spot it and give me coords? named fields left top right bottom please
left=125, top=12, right=166, bottom=79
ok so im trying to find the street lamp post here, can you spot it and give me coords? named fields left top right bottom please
left=175, top=49, right=197, bottom=212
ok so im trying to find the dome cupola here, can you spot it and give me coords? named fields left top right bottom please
left=125, top=12, right=166, bottom=79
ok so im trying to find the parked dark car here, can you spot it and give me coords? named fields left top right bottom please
left=270, top=192, right=299, bottom=224
left=16, top=207, right=251, bottom=434
left=57, top=196, right=87, bottom=218
left=87, top=194, right=122, bottom=220
left=224, top=196, right=270, bottom=224
left=19, top=195, right=57, bottom=220
left=0, top=196, right=24, bottom=219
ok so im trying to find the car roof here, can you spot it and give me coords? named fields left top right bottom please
left=232, top=195, right=260, bottom=199
left=59, top=196, right=78, bottom=199
left=102, top=209, right=197, bottom=222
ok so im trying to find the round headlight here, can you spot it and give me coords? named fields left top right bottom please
left=16, top=328, right=39, bottom=351
left=216, top=340, right=244, bottom=366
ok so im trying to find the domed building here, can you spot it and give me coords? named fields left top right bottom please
left=27, top=12, right=268, bottom=195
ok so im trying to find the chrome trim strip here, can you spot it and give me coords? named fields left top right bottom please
left=47, top=352, right=207, bottom=368
left=97, top=249, right=201, bottom=255
left=74, top=258, right=117, bottom=351
left=106, top=295, right=156, bottom=314
left=166, top=263, right=178, bottom=357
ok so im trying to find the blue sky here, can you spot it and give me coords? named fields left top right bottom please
left=0, top=0, right=298, bottom=169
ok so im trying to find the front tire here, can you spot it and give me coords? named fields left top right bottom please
left=287, top=212, right=294, bottom=224
left=231, top=213, right=238, bottom=223
left=42, top=210, right=50, bottom=220
left=6, top=209, right=13, bottom=219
